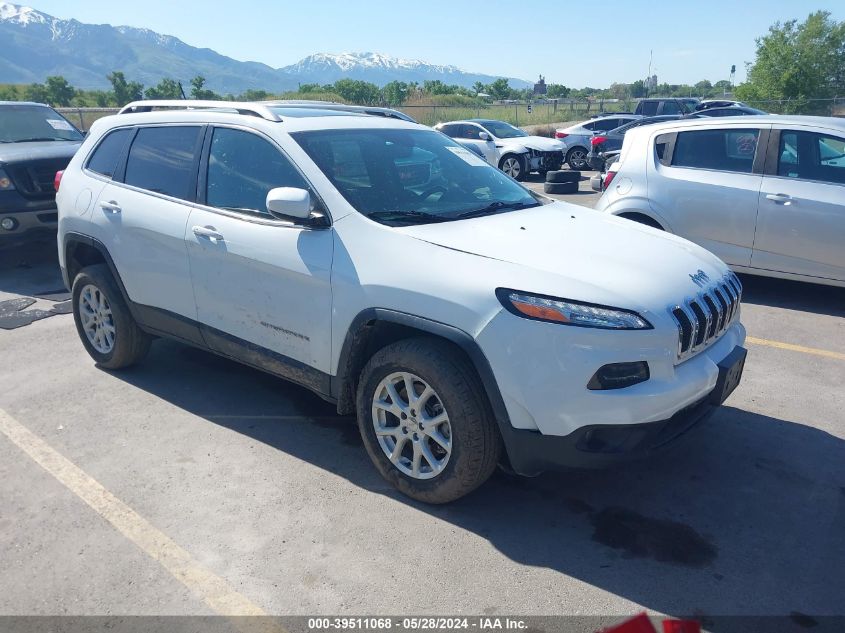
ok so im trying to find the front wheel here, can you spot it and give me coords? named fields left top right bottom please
left=356, top=338, right=501, bottom=503
left=566, top=147, right=589, bottom=171
left=499, top=154, right=525, bottom=181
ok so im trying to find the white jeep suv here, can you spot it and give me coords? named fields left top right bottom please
left=56, top=100, right=747, bottom=503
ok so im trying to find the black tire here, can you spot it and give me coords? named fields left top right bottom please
left=356, top=338, right=501, bottom=504
left=546, top=170, right=581, bottom=183
left=498, top=154, right=526, bottom=181
left=71, top=264, right=151, bottom=369
left=566, top=146, right=589, bottom=171
left=544, top=181, right=579, bottom=194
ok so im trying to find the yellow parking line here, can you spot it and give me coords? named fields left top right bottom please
left=746, top=336, right=845, bottom=361
left=0, top=407, right=280, bottom=628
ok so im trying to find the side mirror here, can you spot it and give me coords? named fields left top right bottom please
left=478, top=131, right=491, bottom=141
left=266, top=187, right=312, bottom=220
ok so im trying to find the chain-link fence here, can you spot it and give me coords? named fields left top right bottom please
left=58, top=97, right=845, bottom=133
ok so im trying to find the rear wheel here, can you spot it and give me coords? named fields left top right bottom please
left=72, top=264, right=151, bottom=369
left=499, top=154, right=525, bottom=181
left=356, top=338, right=501, bottom=503
left=566, top=147, right=589, bottom=170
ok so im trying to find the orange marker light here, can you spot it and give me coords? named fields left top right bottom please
left=511, top=299, right=569, bottom=323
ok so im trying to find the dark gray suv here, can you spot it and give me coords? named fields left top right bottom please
left=0, top=102, right=84, bottom=241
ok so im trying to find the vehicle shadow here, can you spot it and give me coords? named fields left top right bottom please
left=737, top=273, right=845, bottom=318
left=114, top=339, right=845, bottom=624
left=0, top=235, right=67, bottom=298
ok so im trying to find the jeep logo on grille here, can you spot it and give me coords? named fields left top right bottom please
left=689, top=269, right=710, bottom=287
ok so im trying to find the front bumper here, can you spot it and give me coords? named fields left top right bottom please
left=1, top=191, right=59, bottom=239
left=527, top=150, right=564, bottom=172
left=476, top=308, right=746, bottom=474
left=501, top=392, right=717, bottom=474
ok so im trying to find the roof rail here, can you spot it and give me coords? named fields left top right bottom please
left=117, top=100, right=281, bottom=122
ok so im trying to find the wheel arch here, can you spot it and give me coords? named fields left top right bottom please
left=63, top=233, right=135, bottom=313
left=333, top=309, right=512, bottom=439
left=616, top=211, right=666, bottom=230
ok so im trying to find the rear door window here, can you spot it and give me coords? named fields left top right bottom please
left=438, top=124, right=460, bottom=138
left=124, top=126, right=203, bottom=200
left=639, top=101, right=658, bottom=116
left=672, top=128, right=760, bottom=173
left=86, top=128, right=133, bottom=179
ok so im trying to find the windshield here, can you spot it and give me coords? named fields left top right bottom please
left=0, top=104, right=84, bottom=143
left=476, top=120, right=528, bottom=139
left=292, top=128, right=543, bottom=226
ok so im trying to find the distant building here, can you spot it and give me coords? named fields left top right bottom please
left=533, top=75, right=547, bottom=95
left=645, top=74, right=658, bottom=90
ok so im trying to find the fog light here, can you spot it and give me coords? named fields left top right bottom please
left=587, top=361, right=650, bottom=390
left=1, top=217, right=17, bottom=231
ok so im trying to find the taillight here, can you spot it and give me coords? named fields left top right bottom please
left=54, top=170, right=64, bottom=192
left=554, top=132, right=569, bottom=139
left=591, top=136, right=607, bottom=147
left=603, top=169, right=617, bottom=190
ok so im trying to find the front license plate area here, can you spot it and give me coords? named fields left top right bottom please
left=712, top=346, right=747, bottom=404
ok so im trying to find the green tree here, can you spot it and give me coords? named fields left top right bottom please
left=487, top=78, right=511, bottom=101
left=382, top=80, right=409, bottom=106
left=107, top=71, right=144, bottom=106
left=546, top=83, right=570, bottom=99
left=43, top=76, right=76, bottom=106
left=629, top=80, right=647, bottom=98
left=330, top=79, right=381, bottom=104
left=145, top=78, right=183, bottom=99
left=735, top=11, right=845, bottom=113
left=297, top=83, right=322, bottom=93
left=190, top=76, right=219, bottom=100
left=238, top=88, right=270, bottom=101
left=471, top=81, right=486, bottom=95
left=24, top=82, right=49, bottom=103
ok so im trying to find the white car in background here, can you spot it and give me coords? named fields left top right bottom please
left=554, top=114, right=641, bottom=170
left=435, top=119, right=566, bottom=180
left=595, top=115, right=845, bottom=287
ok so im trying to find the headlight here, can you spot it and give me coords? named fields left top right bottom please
left=496, top=288, right=652, bottom=330
left=0, top=168, right=14, bottom=191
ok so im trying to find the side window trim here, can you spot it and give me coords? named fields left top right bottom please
left=198, top=124, right=330, bottom=224
left=113, top=126, right=138, bottom=183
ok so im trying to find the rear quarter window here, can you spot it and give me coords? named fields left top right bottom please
left=86, top=128, right=133, bottom=179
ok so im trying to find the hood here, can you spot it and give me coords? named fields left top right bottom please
left=397, top=203, right=729, bottom=314
left=0, top=141, right=82, bottom=165
left=498, top=136, right=566, bottom=152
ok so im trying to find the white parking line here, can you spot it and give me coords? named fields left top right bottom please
left=0, top=407, right=281, bottom=628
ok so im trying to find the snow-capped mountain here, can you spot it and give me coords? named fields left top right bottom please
left=0, top=3, right=529, bottom=93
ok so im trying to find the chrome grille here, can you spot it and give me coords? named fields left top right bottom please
left=669, top=272, right=742, bottom=361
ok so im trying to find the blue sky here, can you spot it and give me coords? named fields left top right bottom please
left=27, top=0, right=845, bottom=87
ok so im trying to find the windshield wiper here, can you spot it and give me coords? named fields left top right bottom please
left=368, top=210, right=451, bottom=224
left=453, top=201, right=538, bottom=220
left=7, top=137, right=72, bottom=143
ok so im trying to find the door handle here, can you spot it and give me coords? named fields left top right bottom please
left=192, top=225, right=225, bottom=242
left=99, top=200, right=121, bottom=213
left=765, top=193, right=793, bottom=205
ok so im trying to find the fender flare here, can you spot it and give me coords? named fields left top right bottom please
left=332, top=308, right=515, bottom=454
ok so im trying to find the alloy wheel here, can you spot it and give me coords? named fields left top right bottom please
left=371, top=372, right=452, bottom=480
left=79, top=284, right=115, bottom=354
left=501, top=157, right=521, bottom=179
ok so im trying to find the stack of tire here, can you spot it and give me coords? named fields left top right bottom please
left=543, top=170, right=580, bottom=195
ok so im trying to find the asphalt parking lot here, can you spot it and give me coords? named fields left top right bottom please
left=1, top=198, right=843, bottom=626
